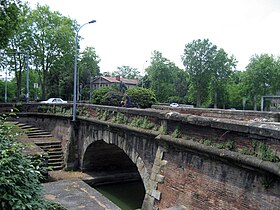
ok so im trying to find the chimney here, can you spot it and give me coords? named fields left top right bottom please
left=116, top=75, right=120, bottom=81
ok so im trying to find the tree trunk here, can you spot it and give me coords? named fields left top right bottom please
left=254, top=95, right=257, bottom=111
left=196, top=93, right=201, bottom=108
left=42, top=69, right=46, bottom=100
left=214, top=91, right=217, bottom=108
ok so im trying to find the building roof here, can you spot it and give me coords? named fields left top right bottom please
left=92, top=76, right=138, bottom=85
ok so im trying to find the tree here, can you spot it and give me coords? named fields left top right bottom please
left=146, top=51, right=178, bottom=102
left=209, top=48, right=236, bottom=108
left=182, top=39, right=217, bottom=107
left=78, top=47, right=100, bottom=101
left=0, top=0, right=21, bottom=49
left=113, top=65, right=140, bottom=79
left=4, top=3, right=33, bottom=100
left=28, top=5, right=76, bottom=99
left=244, top=54, right=279, bottom=110
left=170, top=67, right=189, bottom=103
left=226, top=70, right=247, bottom=109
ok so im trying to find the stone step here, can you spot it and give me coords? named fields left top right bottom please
left=40, top=146, right=62, bottom=152
left=27, top=131, right=51, bottom=136
left=48, top=157, right=64, bottom=163
left=35, top=141, right=61, bottom=146
left=13, top=121, right=64, bottom=171
left=48, top=161, right=64, bottom=167
left=28, top=134, right=53, bottom=138
left=18, top=124, right=35, bottom=129
left=48, top=154, right=64, bottom=159
left=51, top=165, right=64, bottom=170
left=48, top=150, right=63, bottom=155
left=26, top=127, right=44, bottom=132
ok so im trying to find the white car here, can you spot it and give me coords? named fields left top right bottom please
left=40, top=98, right=67, bottom=104
left=170, top=103, right=179, bottom=107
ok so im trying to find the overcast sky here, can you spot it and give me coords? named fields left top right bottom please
left=27, top=0, right=280, bottom=75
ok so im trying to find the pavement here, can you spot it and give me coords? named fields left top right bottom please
left=43, top=179, right=121, bottom=210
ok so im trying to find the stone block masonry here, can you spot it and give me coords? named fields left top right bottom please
left=9, top=103, right=280, bottom=210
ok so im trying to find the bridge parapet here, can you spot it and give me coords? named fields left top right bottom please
left=9, top=103, right=280, bottom=167
left=1, top=102, right=279, bottom=122
left=152, top=104, right=280, bottom=122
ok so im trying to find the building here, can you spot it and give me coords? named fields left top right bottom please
left=92, top=75, right=138, bottom=90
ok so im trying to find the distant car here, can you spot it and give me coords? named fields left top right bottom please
left=40, top=98, right=67, bottom=104
left=170, top=103, right=179, bottom=108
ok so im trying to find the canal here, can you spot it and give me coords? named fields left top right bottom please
left=86, top=180, right=145, bottom=210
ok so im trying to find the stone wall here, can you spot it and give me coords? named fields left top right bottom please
left=156, top=136, right=280, bottom=209
left=152, top=104, right=280, bottom=122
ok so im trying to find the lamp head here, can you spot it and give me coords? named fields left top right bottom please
left=89, top=20, right=96, bottom=24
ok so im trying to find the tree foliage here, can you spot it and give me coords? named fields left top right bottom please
left=243, top=54, right=280, bottom=110
left=225, top=71, right=247, bottom=109
left=0, top=0, right=21, bottom=49
left=27, top=5, right=76, bottom=99
left=182, top=39, right=236, bottom=108
left=182, top=39, right=218, bottom=107
left=112, top=65, right=140, bottom=79
left=78, top=47, right=101, bottom=101
left=127, top=87, right=157, bottom=108
left=1, top=2, right=31, bottom=101
left=209, top=48, right=237, bottom=108
left=146, top=51, right=181, bottom=102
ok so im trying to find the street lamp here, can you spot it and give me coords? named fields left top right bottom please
left=73, top=20, right=96, bottom=122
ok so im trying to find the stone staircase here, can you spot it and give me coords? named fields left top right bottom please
left=15, top=122, right=64, bottom=171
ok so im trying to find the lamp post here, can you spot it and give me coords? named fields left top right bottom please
left=73, top=20, right=96, bottom=122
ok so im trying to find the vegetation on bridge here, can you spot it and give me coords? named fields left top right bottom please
left=95, top=108, right=280, bottom=168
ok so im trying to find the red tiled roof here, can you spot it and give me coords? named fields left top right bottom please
left=93, top=76, right=138, bottom=85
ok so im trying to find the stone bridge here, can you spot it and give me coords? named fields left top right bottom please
left=2, top=103, right=280, bottom=210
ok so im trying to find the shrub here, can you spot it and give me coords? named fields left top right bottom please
left=127, top=87, right=157, bottom=108
left=91, top=87, right=116, bottom=104
left=0, top=120, right=59, bottom=209
left=0, top=123, right=48, bottom=209
left=100, top=91, right=123, bottom=106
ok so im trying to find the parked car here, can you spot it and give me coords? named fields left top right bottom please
left=170, top=103, right=179, bottom=107
left=40, top=98, right=67, bottom=104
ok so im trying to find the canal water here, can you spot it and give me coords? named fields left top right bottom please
left=88, top=180, right=145, bottom=210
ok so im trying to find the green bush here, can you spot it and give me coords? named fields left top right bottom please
left=0, top=122, right=52, bottom=209
left=100, top=91, right=123, bottom=106
left=127, top=87, right=157, bottom=108
left=92, top=87, right=157, bottom=108
left=91, top=87, right=116, bottom=104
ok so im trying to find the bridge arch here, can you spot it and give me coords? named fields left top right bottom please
left=80, top=126, right=150, bottom=190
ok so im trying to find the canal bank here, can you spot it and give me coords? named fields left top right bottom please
left=43, top=179, right=121, bottom=210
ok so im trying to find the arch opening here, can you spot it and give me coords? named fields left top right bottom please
left=83, top=140, right=139, bottom=177
left=82, top=140, right=146, bottom=209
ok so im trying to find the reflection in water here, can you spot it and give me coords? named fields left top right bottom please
left=92, top=181, right=145, bottom=210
